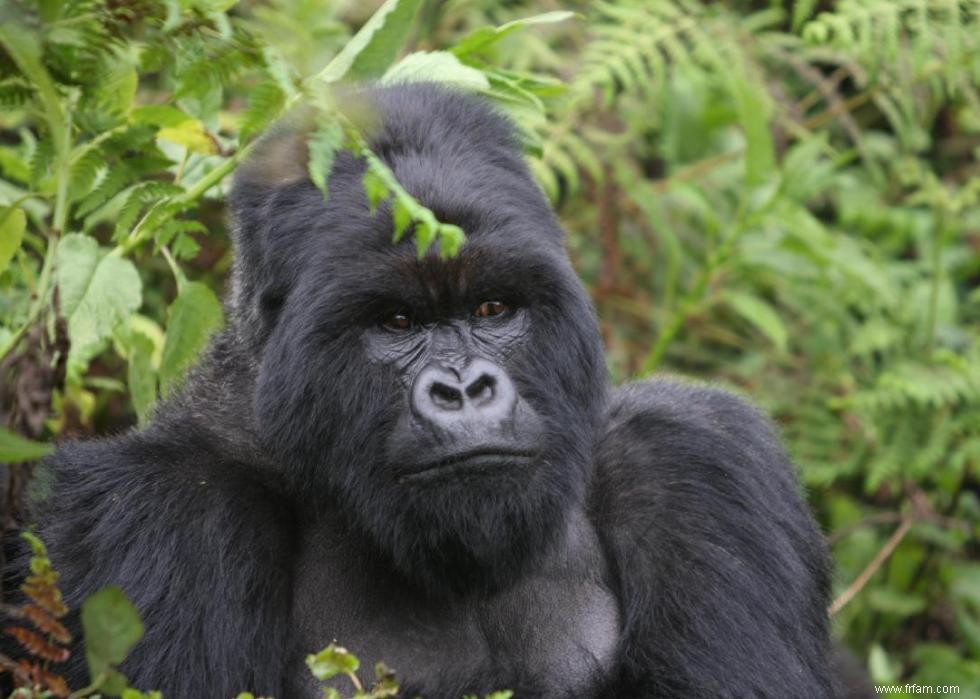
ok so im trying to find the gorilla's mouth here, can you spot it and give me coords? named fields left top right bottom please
left=399, top=447, right=536, bottom=482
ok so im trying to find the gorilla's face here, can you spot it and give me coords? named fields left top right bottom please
left=239, top=87, right=607, bottom=591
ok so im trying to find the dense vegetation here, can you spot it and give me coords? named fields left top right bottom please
left=0, top=0, right=978, bottom=696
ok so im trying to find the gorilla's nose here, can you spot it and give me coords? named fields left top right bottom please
left=412, top=359, right=517, bottom=426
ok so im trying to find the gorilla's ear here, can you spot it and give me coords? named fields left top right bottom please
left=227, top=129, right=314, bottom=342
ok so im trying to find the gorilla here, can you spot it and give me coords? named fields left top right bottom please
left=15, top=84, right=838, bottom=698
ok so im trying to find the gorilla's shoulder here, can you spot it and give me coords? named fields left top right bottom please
left=592, top=385, right=834, bottom=696
left=42, top=419, right=241, bottom=487
left=593, top=376, right=811, bottom=535
left=602, top=377, right=785, bottom=461
left=35, top=426, right=288, bottom=571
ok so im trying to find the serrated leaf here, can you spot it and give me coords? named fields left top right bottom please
left=306, top=643, right=360, bottom=681
left=68, top=143, right=104, bottom=202
left=0, top=206, right=26, bottom=272
left=451, top=11, right=576, bottom=59
left=240, top=82, right=286, bottom=142
left=159, top=281, right=223, bottom=395
left=316, top=0, right=424, bottom=83
left=438, top=224, right=465, bottom=259
left=157, top=119, right=218, bottom=155
left=131, top=105, right=194, bottom=128
left=414, top=218, right=436, bottom=258
left=726, top=291, right=788, bottom=352
left=392, top=198, right=412, bottom=241
left=56, top=235, right=142, bottom=367
left=382, top=51, right=489, bottom=91
left=82, top=586, right=144, bottom=682
left=0, top=25, right=68, bottom=156
left=363, top=168, right=389, bottom=211
left=95, top=58, right=138, bottom=119
left=307, top=121, right=345, bottom=196
left=0, top=427, right=53, bottom=464
left=56, top=234, right=100, bottom=317
left=171, top=232, right=201, bottom=260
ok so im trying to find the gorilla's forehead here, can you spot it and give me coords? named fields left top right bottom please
left=318, top=228, right=567, bottom=318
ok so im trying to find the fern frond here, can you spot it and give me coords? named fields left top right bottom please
left=0, top=78, right=33, bottom=108
left=803, top=0, right=980, bottom=149
left=239, top=81, right=286, bottom=143
left=850, top=356, right=980, bottom=413
left=76, top=165, right=132, bottom=218
left=112, top=182, right=185, bottom=241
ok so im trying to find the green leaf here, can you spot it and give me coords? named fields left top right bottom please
left=159, top=281, right=223, bottom=395
left=81, top=586, right=144, bottom=682
left=0, top=206, right=26, bottom=272
left=382, top=51, right=489, bottom=91
left=157, top=119, right=218, bottom=155
left=438, top=224, right=465, bottom=259
left=792, top=0, right=819, bottom=32
left=240, top=82, right=286, bottom=143
left=868, top=643, right=900, bottom=685
left=56, top=235, right=143, bottom=366
left=414, top=217, right=436, bottom=258
left=0, top=25, right=68, bottom=157
left=101, top=669, right=131, bottom=696
left=56, top=234, right=100, bottom=317
left=127, top=330, right=158, bottom=424
left=363, top=168, right=390, bottom=211
left=728, top=69, right=775, bottom=187
left=0, top=427, right=53, bottom=464
left=122, top=689, right=162, bottom=699
left=315, top=0, right=424, bottom=83
left=392, top=198, right=412, bottom=241
left=131, top=105, right=194, bottom=128
left=307, top=121, right=345, bottom=197
left=306, top=643, right=360, bottom=681
left=868, top=587, right=928, bottom=616
left=725, top=291, right=788, bottom=352
left=451, top=12, right=576, bottom=59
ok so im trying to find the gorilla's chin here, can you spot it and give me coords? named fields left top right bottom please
left=350, top=445, right=587, bottom=597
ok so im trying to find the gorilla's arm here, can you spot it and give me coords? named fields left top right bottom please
left=594, top=379, right=835, bottom=698
left=30, top=422, right=293, bottom=698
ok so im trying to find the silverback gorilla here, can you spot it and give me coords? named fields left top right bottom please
left=22, top=85, right=838, bottom=698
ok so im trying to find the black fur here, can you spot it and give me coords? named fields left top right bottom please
left=7, top=84, right=839, bottom=698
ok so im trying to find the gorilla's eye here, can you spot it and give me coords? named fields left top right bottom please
left=474, top=301, right=509, bottom=318
left=383, top=312, right=413, bottom=331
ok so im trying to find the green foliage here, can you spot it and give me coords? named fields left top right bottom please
left=81, top=586, right=144, bottom=694
left=2, top=0, right=979, bottom=693
left=158, top=281, right=223, bottom=397
left=0, top=427, right=52, bottom=463
left=314, top=0, right=425, bottom=84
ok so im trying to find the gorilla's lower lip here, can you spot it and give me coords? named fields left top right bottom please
left=400, top=448, right=536, bottom=482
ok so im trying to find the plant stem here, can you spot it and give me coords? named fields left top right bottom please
left=160, top=245, right=186, bottom=290
left=111, top=143, right=254, bottom=258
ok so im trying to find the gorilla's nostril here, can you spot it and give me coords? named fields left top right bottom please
left=430, top=382, right=463, bottom=410
left=465, top=375, right=496, bottom=404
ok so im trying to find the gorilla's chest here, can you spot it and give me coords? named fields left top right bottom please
left=287, top=515, right=621, bottom=698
